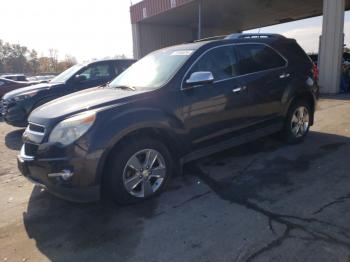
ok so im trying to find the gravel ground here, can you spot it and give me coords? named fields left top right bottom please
left=1, top=95, right=350, bottom=262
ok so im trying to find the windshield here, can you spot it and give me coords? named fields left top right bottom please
left=109, top=48, right=194, bottom=90
left=50, top=64, right=84, bottom=83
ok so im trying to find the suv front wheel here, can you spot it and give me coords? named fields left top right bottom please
left=106, top=137, right=173, bottom=204
left=284, top=100, right=312, bottom=144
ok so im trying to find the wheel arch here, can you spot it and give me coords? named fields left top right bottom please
left=97, top=126, right=184, bottom=187
left=29, top=95, right=57, bottom=114
left=283, top=91, right=316, bottom=125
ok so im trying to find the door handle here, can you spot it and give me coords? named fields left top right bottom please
left=279, top=73, right=290, bottom=79
left=232, top=86, right=247, bottom=93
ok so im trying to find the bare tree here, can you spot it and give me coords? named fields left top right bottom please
left=48, top=48, right=59, bottom=73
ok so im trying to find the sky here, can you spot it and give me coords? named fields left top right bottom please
left=0, top=0, right=134, bottom=62
left=0, top=0, right=348, bottom=62
left=246, top=11, right=350, bottom=54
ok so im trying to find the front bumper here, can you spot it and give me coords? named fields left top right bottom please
left=2, top=100, right=28, bottom=127
left=17, top=145, right=100, bottom=203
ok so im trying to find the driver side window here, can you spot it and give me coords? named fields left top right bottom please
left=190, top=45, right=238, bottom=82
left=79, top=63, right=111, bottom=82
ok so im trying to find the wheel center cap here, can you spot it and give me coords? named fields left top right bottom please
left=142, top=170, right=150, bottom=178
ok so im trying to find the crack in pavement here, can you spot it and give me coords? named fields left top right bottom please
left=238, top=158, right=258, bottom=176
left=246, top=227, right=290, bottom=262
left=313, top=193, right=350, bottom=215
left=172, top=191, right=211, bottom=209
left=190, top=164, right=350, bottom=262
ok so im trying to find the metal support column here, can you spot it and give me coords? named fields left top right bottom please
left=197, top=0, right=202, bottom=40
left=318, top=0, right=345, bottom=94
left=131, top=23, right=142, bottom=59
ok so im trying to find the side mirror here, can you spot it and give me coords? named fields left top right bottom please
left=74, top=74, right=87, bottom=83
left=185, top=71, right=214, bottom=88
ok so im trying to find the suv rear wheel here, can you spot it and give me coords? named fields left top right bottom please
left=284, top=100, right=312, bottom=144
left=106, top=137, right=173, bottom=204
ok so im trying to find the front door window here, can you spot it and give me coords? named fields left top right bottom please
left=79, top=64, right=112, bottom=83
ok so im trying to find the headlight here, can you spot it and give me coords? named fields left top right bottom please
left=13, top=91, right=38, bottom=102
left=48, top=111, right=96, bottom=146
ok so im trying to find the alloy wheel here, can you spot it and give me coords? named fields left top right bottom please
left=290, top=106, right=310, bottom=138
left=122, top=149, right=167, bottom=198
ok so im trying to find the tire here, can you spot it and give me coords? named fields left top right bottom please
left=283, top=100, right=312, bottom=144
left=105, top=136, right=173, bottom=204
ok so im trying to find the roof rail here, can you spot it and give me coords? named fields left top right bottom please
left=194, top=35, right=227, bottom=42
left=225, top=33, right=286, bottom=40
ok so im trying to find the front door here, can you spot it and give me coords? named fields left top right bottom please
left=181, top=45, right=254, bottom=150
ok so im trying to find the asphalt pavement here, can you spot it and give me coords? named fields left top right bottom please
left=1, top=95, right=350, bottom=262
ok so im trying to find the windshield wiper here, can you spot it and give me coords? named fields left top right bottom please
left=113, top=85, right=136, bottom=91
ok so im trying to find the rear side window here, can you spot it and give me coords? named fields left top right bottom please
left=17, top=76, right=27, bottom=81
left=235, top=44, right=286, bottom=75
left=114, top=61, right=134, bottom=76
left=113, top=64, right=120, bottom=76
left=190, top=45, right=239, bottom=81
left=284, top=42, right=313, bottom=65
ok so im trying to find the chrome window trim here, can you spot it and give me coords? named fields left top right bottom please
left=181, top=42, right=288, bottom=90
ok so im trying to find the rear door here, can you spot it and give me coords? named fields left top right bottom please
left=234, top=43, right=290, bottom=124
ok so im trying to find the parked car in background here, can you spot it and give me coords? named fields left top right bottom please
left=0, top=78, right=33, bottom=98
left=0, top=74, right=28, bottom=82
left=308, top=52, right=350, bottom=65
left=17, top=34, right=319, bottom=203
left=308, top=54, right=318, bottom=65
left=344, top=52, right=350, bottom=62
left=27, top=75, right=56, bottom=83
left=1, top=59, right=136, bottom=127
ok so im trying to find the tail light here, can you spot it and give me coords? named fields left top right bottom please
left=312, top=63, right=319, bottom=82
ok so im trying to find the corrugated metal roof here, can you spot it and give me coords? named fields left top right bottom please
left=130, top=0, right=194, bottom=23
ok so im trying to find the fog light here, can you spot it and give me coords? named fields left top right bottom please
left=48, top=169, right=73, bottom=180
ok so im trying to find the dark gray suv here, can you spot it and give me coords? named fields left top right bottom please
left=17, top=34, right=319, bottom=204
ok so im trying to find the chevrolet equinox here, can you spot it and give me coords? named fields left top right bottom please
left=17, top=34, right=319, bottom=203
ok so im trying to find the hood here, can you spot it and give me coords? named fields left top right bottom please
left=2, top=82, right=60, bottom=100
left=29, top=87, right=147, bottom=125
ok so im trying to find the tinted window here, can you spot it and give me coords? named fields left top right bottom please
left=190, top=46, right=238, bottom=81
left=113, top=64, right=120, bottom=76
left=50, top=64, right=84, bottom=83
left=286, top=43, right=313, bottom=65
left=79, top=64, right=111, bottom=81
left=17, top=76, right=27, bottom=81
left=235, top=44, right=286, bottom=75
left=113, top=61, right=133, bottom=76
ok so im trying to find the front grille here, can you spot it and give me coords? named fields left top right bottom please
left=24, top=143, right=38, bottom=156
left=0, top=100, right=9, bottom=115
left=28, top=123, right=45, bottom=134
left=24, top=122, right=46, bottom=144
